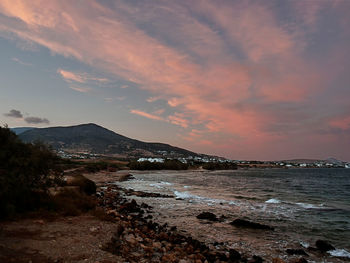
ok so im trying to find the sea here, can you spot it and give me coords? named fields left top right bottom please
left=115, top=168, right=350, bottom=262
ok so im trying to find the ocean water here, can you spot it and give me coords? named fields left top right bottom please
left=115, top=168, right=350, bottom=261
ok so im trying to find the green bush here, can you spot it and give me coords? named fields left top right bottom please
left=0, top=126, right=62, bottom=218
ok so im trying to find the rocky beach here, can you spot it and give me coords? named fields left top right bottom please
left=1, top=169, right=349, bottom=263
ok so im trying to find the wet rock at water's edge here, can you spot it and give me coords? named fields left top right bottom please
left=230, top=219, right=274, bottom=230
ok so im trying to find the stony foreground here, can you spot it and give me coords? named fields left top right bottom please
left=0, top=170, right=346, bottom=263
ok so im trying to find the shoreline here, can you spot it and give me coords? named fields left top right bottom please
left=101, top=170, right=349, bottom=263
left=1, top=170, right=348, bottom=262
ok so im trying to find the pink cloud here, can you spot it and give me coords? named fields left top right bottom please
left=329, top=116, right=350, bottom=130
left=69, top=86, right=92, bottom=93
left=167, top=113, right=189, bottom=128
left=58, top=69, right=109, bottom=84
left=0, top=0, right=349, bottom=159
left=130, top=109, right=163, bottom=121
left=58, top=69, right=86, bottom=83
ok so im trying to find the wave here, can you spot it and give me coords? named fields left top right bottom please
left=174, top=191, right=199, bottom=199
left=264, top=198, right=325, bottom=209
left=265, top=198, right=281, bottom=204
left=329, top=249, right=350, bottom=258
left=173, top=190, right=238, bottom=206
left=149, top=181, right=172, bottom=189
left=299, top=241, right=309, bottom=248
left=295, top=202, right=324, bottom=209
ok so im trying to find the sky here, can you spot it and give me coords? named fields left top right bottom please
left=1, top=0, right=350, bottom=161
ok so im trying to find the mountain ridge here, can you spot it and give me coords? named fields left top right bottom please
left=18, top=123, right=198, bottom=158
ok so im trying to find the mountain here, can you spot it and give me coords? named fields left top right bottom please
left=18, top=123, right=197, bottom=158
left=11, top=127, right=35, bottom=135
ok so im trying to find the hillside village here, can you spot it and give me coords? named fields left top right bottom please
left=56, top=149, right=350, bottom=169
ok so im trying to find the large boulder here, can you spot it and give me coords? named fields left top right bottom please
left=196, top=212, right=218, bottom=221
left=230, top=219, right=274, bottom=230
left=315, top=240, right=335, bottom=252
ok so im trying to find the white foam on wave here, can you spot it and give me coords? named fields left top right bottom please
left=329, top=249, right=350, bottom=258
left=300, top=241, right=310, bottom=248
left=265, top=198, right=281, bottom=204
left=149, top=181, right=173, bottom=189
left=174, top=191, right=199, bottom=199
left=173, top=190, right=237, bottom=206
left=295, top=202, right=324, bottom=209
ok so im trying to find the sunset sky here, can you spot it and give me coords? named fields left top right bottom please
left=1, top=0, right=350, bottom=161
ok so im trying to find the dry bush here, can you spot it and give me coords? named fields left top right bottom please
left=51, top=188, right=96, bottom=216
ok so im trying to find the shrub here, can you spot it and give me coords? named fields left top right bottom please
left=84, top=161, right=109, bottom=173
left=0, top=126, right=62, bottom=218
left=67, top=175, right=97, bottom=195
left=51, top=188, right=96, bottom=216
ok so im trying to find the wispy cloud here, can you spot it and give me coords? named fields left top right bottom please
left=130, top=109, right=163, bottom=121
left=57, top=69, right=109, bottom=84
left=147, top=96, right=162, bottom=103
left=69, top=86, right=92, bottom=93
left=168, top=113, right=189, bottom=128
left=58, top=69, right=86, bottom=83
left=12, top=57, right=32, bottom=66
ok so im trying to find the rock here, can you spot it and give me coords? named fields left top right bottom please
left=291, top=258, right=308, bottom=263
left=315, top=240, right=335, bottom=252
left=230, top=219, right=274, bottom=230
left=89, top=227, right=99, bottom=233
left=118, top=173, right=134, bottom=182
left=228, top=248, right=241, bottom=262
left=272, top=259, right=285, bottom=263
left=124, top=233, right=136, bottom=243
left=216, top=252, right=228, bottom=261
left=249, top=255, right=264, bottom=263
left=152, top=241, right=162, bottom=250
left=33, top=219, right=45, bottom=225
left=179, top=259, right=191, bottom=263
left=119, top=199, right=140, bottom=213
left=286, top=249, right=308, bottom=256
left=196, top=212, right=218, bottom=221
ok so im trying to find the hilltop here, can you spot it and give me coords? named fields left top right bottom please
left=17, top=123, right=198, bottom=158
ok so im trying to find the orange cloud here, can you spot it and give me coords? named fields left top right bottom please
left=58, top=69, right=86, bottom=83
left=130, top=110, right=163, bottom=121
left=58, top=69, right=109, bottom=84
left=167, top=113, right=189, bottom=128
left=69, top=86, right=92, bottom=93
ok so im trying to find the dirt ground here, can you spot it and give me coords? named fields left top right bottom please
left=0, top=214, right=124, bottom=263
left=0, top=171, right=131, bottom=263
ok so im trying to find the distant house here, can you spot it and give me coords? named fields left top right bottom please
left=137, top=158, right=164, bottom=163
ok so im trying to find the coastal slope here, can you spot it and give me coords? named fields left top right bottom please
left=18, top=123, right=197, bottom=158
